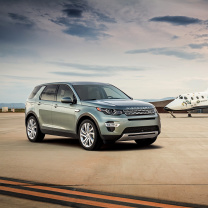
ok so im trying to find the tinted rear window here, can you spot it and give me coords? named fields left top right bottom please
left=28, top=86, right=42, bottom=99
left=40, top=85, right=58, bottom=101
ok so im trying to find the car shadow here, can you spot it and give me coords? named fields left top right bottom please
left=42, top=138, right=163, bottom=151
left=101, top=142, right=162, bottom=151
left=42, top=138, right=80, bottom=148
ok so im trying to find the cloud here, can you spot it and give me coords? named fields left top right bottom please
left=51, top=17, right=111, bottom=39
left=8, top=13, right=34, bottom=28
left=1, top=75, right=42, bottom=80
left=93, top=11, right=116, bottom=23
left=188, top=43, right=208, bottom=49
left=0, top=24, right=36, bottom=45
left=0, top=12, right=36, bottom=45
left=183, top=77, right=208, bottom=91
left=51, top=0, right=116, bottom=40
left=62, top=1, right=116, bottom=23
left=63, top=22, right=110, bottom=39
left=149, top=16, right=202, bottom=26
left=0, top=48, right=39, bottom=58
left=63, top=8, right=83, bottom=18
left=196, top=34, right=208, bottom=38
left=126, top=47, right=203, bottom=60
left=48, top=62, right=146, bottom=72
left=51, top=71, right=111, bottom=77
left=172, top=35, right=179, bottom=40
left=49, top=62, right=146, bottom=78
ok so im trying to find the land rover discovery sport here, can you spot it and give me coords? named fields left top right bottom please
left=25, top=82, right=161, bottom=150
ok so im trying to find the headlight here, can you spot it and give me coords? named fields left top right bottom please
left=96, top=107, right=123, bottom=116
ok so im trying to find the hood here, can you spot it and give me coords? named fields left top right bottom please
left=81, top=99, right=154, bottom=109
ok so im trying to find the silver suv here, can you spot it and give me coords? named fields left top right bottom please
left=25, top=82, right=161, bottom=150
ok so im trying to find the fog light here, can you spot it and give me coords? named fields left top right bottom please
left=105, top=123, right=120, bottom=127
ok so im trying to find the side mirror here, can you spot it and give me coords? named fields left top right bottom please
left=61, top=97, right=73, bottom=104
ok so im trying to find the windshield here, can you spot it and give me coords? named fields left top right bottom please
left=72, top=84, right=131, bottom=101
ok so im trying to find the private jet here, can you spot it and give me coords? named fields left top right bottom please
left=164, top=89, right=208, bottom=117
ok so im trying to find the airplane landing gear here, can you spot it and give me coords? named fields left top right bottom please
left=188, top=112, right=192, bottom=117
left=169, top=111, right=176, bottom=118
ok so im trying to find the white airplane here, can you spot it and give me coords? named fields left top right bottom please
left=164, top=89, right=208, bottom=117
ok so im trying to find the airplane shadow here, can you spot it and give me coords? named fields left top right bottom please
left=42, top=138, right=163, bottom=152
left=172, top=116, right=208, bottom=118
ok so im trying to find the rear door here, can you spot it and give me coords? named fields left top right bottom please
left=38, top=85, right=58, bottom=129
left=52, top=84, right=76, bottom=133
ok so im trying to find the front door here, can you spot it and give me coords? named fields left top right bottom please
left=52, top=84, right=76, bottom=133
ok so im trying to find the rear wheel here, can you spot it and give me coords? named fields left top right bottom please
left=26, top=116, right=45, bottom=142
left=78, top=119, right=103, bottom=150
left=135, top=137, right=157, bottom=146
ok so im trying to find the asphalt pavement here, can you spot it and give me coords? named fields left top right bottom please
left=0, top=113, right=208, bottom=207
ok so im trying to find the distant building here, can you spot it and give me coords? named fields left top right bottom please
left=150, top=100, right=172, bottom=113
left=192, top=108, right=208, bottom=113
left=2, top=107, right=8, bottom=112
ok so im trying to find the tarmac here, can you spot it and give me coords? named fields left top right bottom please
left=0, top=113, right=208, bottom=207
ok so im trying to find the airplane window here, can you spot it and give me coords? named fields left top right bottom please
left=184, top=96, right=188, bottom=99
left=196, top=96, right=199, bottom=99
left=191, top=97, right=194, bottom=100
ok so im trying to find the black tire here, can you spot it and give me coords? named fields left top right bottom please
left=26, top=116, right=45, bottom=142
left=135, top=137, right=157, bottom=146
left=78, top=119, right=103, bottom=150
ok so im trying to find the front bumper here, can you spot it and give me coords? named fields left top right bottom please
left=118, top=131, right=158, bottom=141
left=98, top=113, right=161, bottom=143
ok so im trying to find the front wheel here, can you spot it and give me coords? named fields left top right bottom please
left=135, top=137, right=157, bottom=146
left=78, top=119, right=103, bottom=150
left=26, top=116, right=45, bottom=142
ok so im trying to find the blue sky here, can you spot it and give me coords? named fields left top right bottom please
left=1, top=0, right=208, bottom=102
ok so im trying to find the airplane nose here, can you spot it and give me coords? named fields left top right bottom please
left=164, top=106, right=171, bottom=111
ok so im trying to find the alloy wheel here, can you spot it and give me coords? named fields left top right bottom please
left=80, top=123, right=95, bottom=148
left=27, top=118, right=37, bottom=140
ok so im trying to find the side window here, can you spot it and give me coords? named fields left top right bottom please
left=196, top=96, right=199, bottom=99
left=40, top=85, right=57, bottom=101
left=191, top=97, right=194, bottom=100
left=184, top=96, right=188, bottom=100
left=202, top=96, right=204, bottom=99
left=57, top=85, right=74, bottom=102
left=29, top=86, right=42, bottom=99
left=179, top=95, right=183, bottom=99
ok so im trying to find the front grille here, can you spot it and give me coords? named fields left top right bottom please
left=123, top=108, right=155, bottom=116
left=123, top=126, right=159, bottom=134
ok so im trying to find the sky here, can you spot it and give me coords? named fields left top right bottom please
left=1, top=0, right=208, bottom=103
